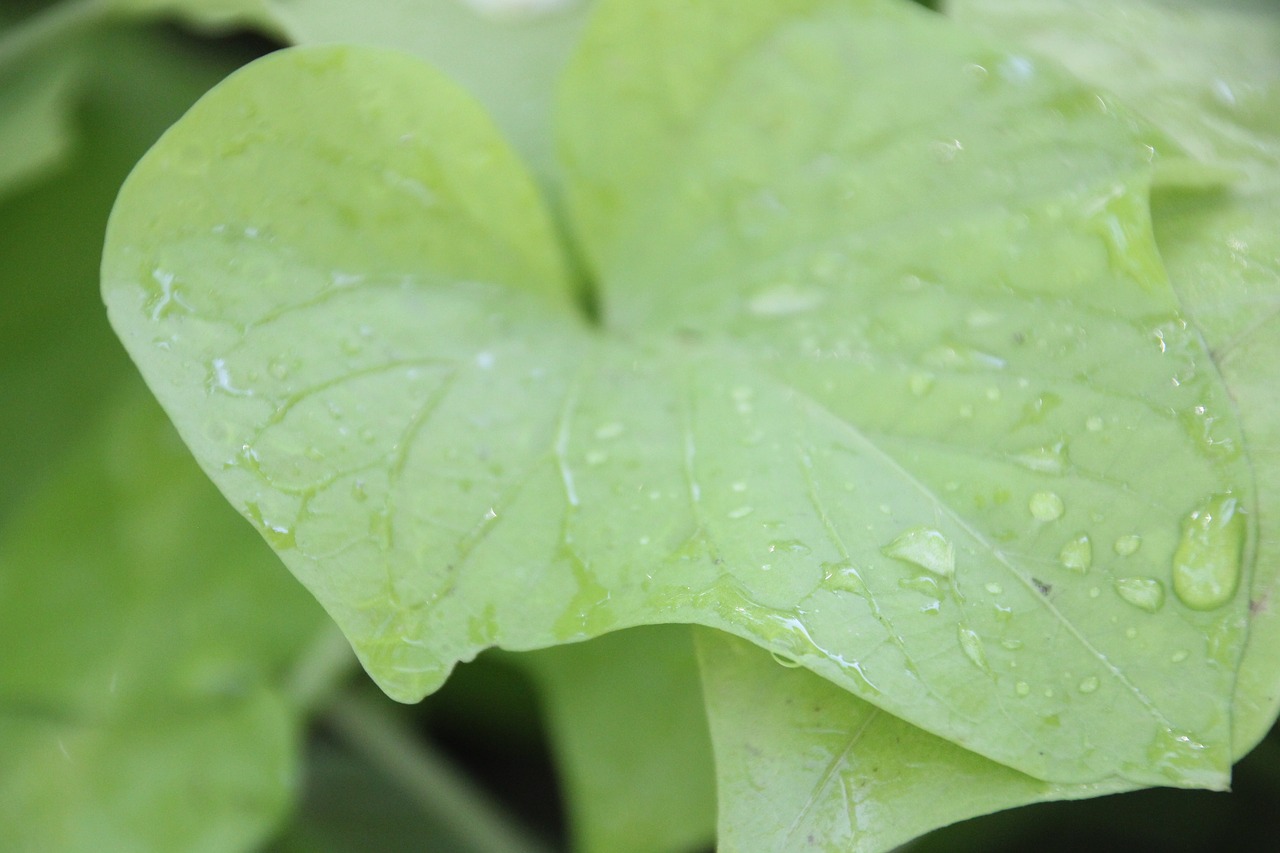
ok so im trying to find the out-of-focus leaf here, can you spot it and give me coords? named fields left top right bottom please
left=521, top=626, right=716, bottom=853
left=261, top=0, right=592, bottom=183
left=0, top=23, right=270, bottom=521
left=0, top=388, right=330, bottom=853
left=0, top=50, right=80, bottom=197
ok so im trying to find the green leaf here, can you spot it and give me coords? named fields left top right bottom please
left=520, top=626, right=716, bottom=853
left=0, top=387, right=330, bottom=853
left=695, top=3, right=1280, bottom=847
left=696, top=629, right=1126, bottom=853
left=947, top=0, right=1280, bottom=768
left=103, top=0, right=1251, bottom=790
left=0, top=47, right=80, bottom=197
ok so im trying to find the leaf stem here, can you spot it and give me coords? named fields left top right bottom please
left=284, top=622, right=360, bottom=712
left=0, top=0, right=112, bottom=68
left=324, top=689, right=556, bottom=853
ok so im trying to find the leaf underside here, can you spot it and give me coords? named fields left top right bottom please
left=103, top=0, right=1255, bottom=794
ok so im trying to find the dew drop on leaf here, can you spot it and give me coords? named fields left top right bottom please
left=1114, top=534, right=1142, bottom=556
left=1059, top=534, right=1092, bottom=572
left=1015, top=681, right=1031, bottom=697
left=1012, top=441, right=1068, bottom=474
left=882, top=526, right=955, bottom=577
left=1078, top=675, right=1100, bottom=694
left=957, top=625, right=989, bottom=671
left=824, top=561, right=868, bottom=595
left=1028, top=491, right=1065, bottom=521
left=1171, top=493, right=1244, bottom=611
left=1114, top=577, right=1165, bottom=613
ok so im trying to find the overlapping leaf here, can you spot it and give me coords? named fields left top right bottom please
left=103, top=0, right=1254, bottom=795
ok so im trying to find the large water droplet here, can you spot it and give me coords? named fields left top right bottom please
left=1059, top=534, right=1092, bottom=573
left=1028, top=491, right=1065, bottom=521
left=825, top=561, right=868, bottom=595
left=1115, top=577, right=1165, bottom=613
left=1172, top=493, right=1244, bottom=611
left=883, top=527, right=955, bottom=577
left=957, top=625, right=988, bottom=670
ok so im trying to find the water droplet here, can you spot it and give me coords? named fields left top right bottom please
left=1125, top=626, right=1138, bottom=639
left=909, top=372, right=935, bottom=397
left=1114, top=535, right=1142, bottom=556
left=1171, top=649, right=1189, bottom=663
left=882, top=527, right=955, bottom=577
left=585, top=450, right=608, bottom=466
left=1086, top=415, right=1104, bottom=432
left=747, top=284, right=825, bottom=316
left=985, top=582, right=1003, bottom=595
left=958, top=625, right=988, bottom=670
left=825, top=562, right=868, bottom=595
left=1059, top=534, right=1092, bottom=572
left=732, top=481, right=748, bottom=493
left=1088, top=586, right=1101, bottom=598
left=594, top=422, right=625, bottom=440
left=1002, top=638, right=1024, bottom=651
left=245, top=502, right=295, bottom=550
left=1029, top=491, right=1065, bottom=521
left=1013, top=441, right=1068, bottom=474
left=922, top=345, right=1006, bottom=370
left=771, top=651, right=804, bottom=668
left=768, top=539, right=811, bottom=555
left=899, top=575, right=941, bottom=597
left=1172, top=493, right=1244, bottom=611
left=1015, top=681, right=1031, bottom=697
left=1078, top=675, right=1100, bottom=694
left=268, top=359, right=290, bottom=380
left=1115, top=577, right=1165, bottom=613
left=727, top=506, right=754, bottom=520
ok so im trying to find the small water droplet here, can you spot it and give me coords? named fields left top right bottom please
left=1002, top=638, right=1024, bottom=651
left=1172, top=493, right=1244, bottom=611
left=594, top=422, right=625, bottom=440
left=1171, top=649, right=1189, bottom=663
left=771, top=651, right=804, bottom=668
left=585, top=450, right=608, bottom=466
left=1078, top=676, right=1100, bottom=694
left=1013, top=441, right=1068, bottom=474
left=1114, top=535, right=1142, bottom=556
left=747, top=284, right=825, bottom=316
left=985, top=582, right=1003, bottom=595
left=268, top=359, right=290, bottom=380
left=727, top=506, right=754, bottom=520
left=1115, top=577, right=1165, bottom=613
left=1029, top=491, right=1065, bottom=521
left=1086, top=415, right=1104, bottom=431
left=768, top=539, right=811, bottom=555
left=883, top=527, right=955, bottom=577
left=985, top=387, right=1001, bottom=401
left=1059, top=534, right=1092, bottom=572
left=909, top=372, right=936, bottom=397
left=1088, top=586, right=1101, bottom=598
left=731, top=481, right=748, bottom=493
left=958, top=625, right=988, bottom=670
left=1015, top=681, right=1031, bottom=697
left=1125, top=626, right=1138, bottom=639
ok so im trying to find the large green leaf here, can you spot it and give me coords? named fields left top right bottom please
left=103, top=0, right=1251, bottom=788
left=520, top=626, right=716, bottom=853
left=0, top=387, right=331, bottom=853
left=697, top=2, right=1280, bottom=847
left=948, top=0, right=1280, bottom=757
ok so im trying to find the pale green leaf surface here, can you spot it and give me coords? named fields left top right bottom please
left=695, top=3, right=1280, bottom=848
left=105, top=2, right=1250, bottom=788
left=948, top=0, right=1280, bottom=764
left=520, top=626, right=716, bottom=853
left=0, top=388, right=329, bottom=853
left=260, top=0, right=593, bottom=183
